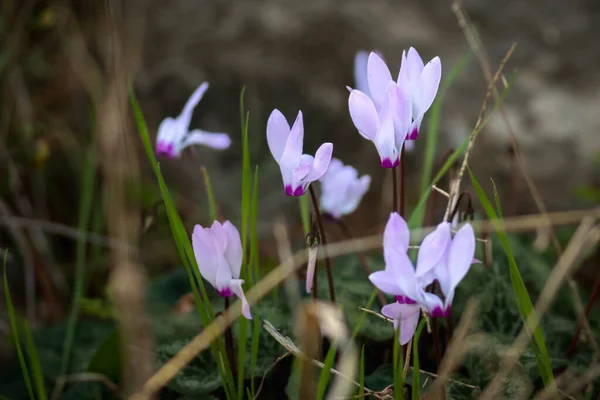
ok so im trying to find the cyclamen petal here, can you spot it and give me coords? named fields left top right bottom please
left=367, top=52, right=393, bottom=109
left=155, top=82, right=230, bottom=158
left=267, top=109, right=334, bottom=196
left=348, top=90, right=379, bottom=141
left=191, top=220, right=251, bottom=319
left=319, top=159, right=371, bottom=219
left=382, top=302, right=421, bottom=345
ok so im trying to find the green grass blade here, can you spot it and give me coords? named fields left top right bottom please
left=350, top=288, right=378, bottom=342
left=393, top=326, right=404, bottom=400
left=61, top=146, right=96, bottom=375
left=201, top=167, right=220, bottom=222
left=417, top=53, right=472, bottom=220
left=237, top=317, right=249, bottom=400
left=490, top=178, right=503, bottom=219
left=129, top=85, right=236, bottom=399
left=250, top=317, right=261, bottom=397
left=299, top=194, right=311, bottom=235
left=468, top=168, right=554, bottom=387
left=240, top=86, right=252, bottom=282
left=249, top=167, right=260, bottom=285
left=23, top=320, right=47, bottom=400
left=316, top=343, right=338, bottom=400
left=4, top=251, right=35, bottom=400
left=411, top=319, right=427, bottom=400
left=359, top=345, right=365, bottom=397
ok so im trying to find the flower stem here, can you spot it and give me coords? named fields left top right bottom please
left=400, top=147, right=405, bottom=217
left=336, top=219, right=387, bottom=307
left=308, top=185, right=336, bottom=303
left=392, top=167, right=398, bottom=214
left=223, top=297, right=237, bottom=378
left=188, top=147, right=224, bottom=221
left=566, top=272, right=600, bottom=358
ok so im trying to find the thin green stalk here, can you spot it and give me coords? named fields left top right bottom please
left=236, top=310, right=248, bottom=400
left=250, top=317, right=261, bottom=397
left=350, top=289, right=378, bottom=342
left=299, top=192, right=311, bottom=235
left=411, top=319, right=427, bottom=400
left=393, top=326, right=404, bottom=400
left=249, top=167, right=260, bottom=285
left=316, top=343, right=338, bottom=400
left=240, top=86, right=251, bottom=282
left=61, top=146, right=95, bottom=375
left=4, top=251, right=34, bottom=400
left=23, top=320, right=47, bottom=400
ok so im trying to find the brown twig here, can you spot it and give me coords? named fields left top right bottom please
left=566, top=270, right=600, bottom=357
left=308, top=185, right=336, bottom=303
left=399, top=147, right=405, bottom=217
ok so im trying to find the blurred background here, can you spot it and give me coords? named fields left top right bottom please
left=1, top=0, right=600, bottom=361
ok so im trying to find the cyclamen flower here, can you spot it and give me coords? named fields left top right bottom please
left=397, top=48, right=441, bottom=141
left=192, top=220, right=252, bottom=319
left=369, top=213, right=475, bottom=344
left=348, top=81, right=410, bottom=167
left=267, top=109, right=333, bottom=196
left=319, top=158, right=371, bottom=220
left=156, top=82, right=231, bottom=159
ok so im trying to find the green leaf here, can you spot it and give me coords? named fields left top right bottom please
left=468, top=168, right=554, bottom=388
left=240, top=86, right=252, bottom=282
left=359, top=346, right=365, bottom=398
left=3, top=251, right=34, bottom=400
left=316, top=343, right=338, bottom=400
left=201, top=167, right=220, bottom=222
left=86, top=330, right=120, bottom=383
left=237, top=318, right=249, bottom=400
left=249, top=167, right=260, bottom=285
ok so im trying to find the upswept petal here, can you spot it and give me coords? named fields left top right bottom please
left=374, top=88, right=398, bottom=167
left=280, top=111, right=304, bottom=169
left=368, top=270, right=404, bottom=296
left=354, top=50, right=370, bottom=97
left=157, top=117, right=176, bottom=142
left=210, top=221, right=228, bottom=254
left=215, top=258, right=233, bottom=293
left=407, top=115, right=423, bottom=141
left=416, top=222, right=451, bottom=284
left=179, top=82, right=209, bottom=130
left=222, top=221, right=243, bottom=279
left=418, top=56, right=442, bottom=116
left=230, top=279, right=252, bottom=319
left=182, top=130, right=231, bottom=150
left=192, top=225, right=219, bottom=287
left=292, top=163, right=311, bottom=187
left=389, top=84, right=412, bottom=147
left=383, top=212, right=410, bottom=253
left=381, top=302, right=421, bottom=345
left=367, top=52, right=393, bottom=109
left=406, top=47, right=425, bottom=82
left=267, top=109, right=291, bottom=162
left=349, top=90, right=379, bottom=141
left=320, top=157, right=344, bottom=182
left=447, top=223, right=476, bottom=292
left=305, top=143, right=333, bottom=182
left=383, top=246, right=422, bottom=302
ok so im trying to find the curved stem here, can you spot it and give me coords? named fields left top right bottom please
left=392, top=167, right=398, bottom=214
left=400, top=147, right=405, bottom=217
left=308, top=186, right=336, bottom=303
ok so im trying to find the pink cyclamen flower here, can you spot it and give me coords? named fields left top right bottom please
left=369, top=213, right=475, bottom=344
left=348, top=81, right=410, bottom=168
left=267, top=109, right=333, bottom=196
left=156, top=82, right=231, bottom=159
left=397, top=48, right=441, bottom=141
left=319, top=158, right=371, bottom=220
left=192, top=220, right=252, bottom=319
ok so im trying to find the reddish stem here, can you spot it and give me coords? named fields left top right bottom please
left=566, top=272, right=600, bottom=358
left=308, top=186, right=336, bottom=303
